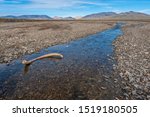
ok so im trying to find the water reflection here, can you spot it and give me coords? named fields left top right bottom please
left=23, top=64, right=30, bottom=74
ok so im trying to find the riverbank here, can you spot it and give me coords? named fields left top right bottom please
left=114, top=22, right=150, bottom=99
left=0, top=21, right=114, bottom=63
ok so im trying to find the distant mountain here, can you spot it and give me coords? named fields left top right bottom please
left=74, top=16, right=82, bottom=19
left=1, top=15, right=52, bottom=20
left=119, top=11, right=149, bottom=16
left=1, top=15, right=17, bottom=19
left=1, top=15, right=76, bottom=20
left=63, top=17, right=75, bottom=20
left=83, top=11, right=150, bottom=19
left=53, top=16, right=75, bottom=20
left=1, top=11, right=149, bottom=20
left=83, top=12, right=117, bottom=19
left=114, top=11, right=150, bottom=19
left=53, top=16, right=63, bottom=20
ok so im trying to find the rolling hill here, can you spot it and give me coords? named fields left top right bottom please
left=83, top=11, right=150, bottom=19
left=0, top=15, right=52, bottom=20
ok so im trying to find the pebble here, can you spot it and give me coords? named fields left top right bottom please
left=101, top=87, right=107, bottom=90
left=114, top=22, right=150, bottom=99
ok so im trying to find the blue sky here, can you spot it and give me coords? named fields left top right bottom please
left=0, top=0, right=150, bottom=17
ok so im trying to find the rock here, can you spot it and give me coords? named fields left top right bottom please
left=119, top=72, right=124, bottom=77
left=132, top=90, right=136, bottom=95
left=101, top=87, right=107, bottom=90
left=147, top=95, right=150, bottom=100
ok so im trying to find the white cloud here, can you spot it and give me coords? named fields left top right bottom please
left=25, top=0, right=111, bottom=9
left=27, top=0, right=78, bottom=8
left=74, top=1, right=109, bottom=6
left=0, top=0, right=113, bottom=10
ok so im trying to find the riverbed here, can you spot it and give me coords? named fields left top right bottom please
left=0, top=23, right=124, bottom=99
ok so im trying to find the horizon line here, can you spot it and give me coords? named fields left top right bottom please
left=0, top=11, right=150, bottom=17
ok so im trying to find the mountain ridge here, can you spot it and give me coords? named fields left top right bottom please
left=0, top=15, right=52, bottom=20
left=1, top=11, right=150, bottom=20
left=83, top=11, right=150, bottom=19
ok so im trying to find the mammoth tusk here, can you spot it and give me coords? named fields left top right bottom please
left=22, top=53, right=63, bottom=65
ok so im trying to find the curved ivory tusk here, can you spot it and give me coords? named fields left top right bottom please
left=22, top=53, right=63, bottom=65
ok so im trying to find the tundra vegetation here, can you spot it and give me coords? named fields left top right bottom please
left=0, top=20, right=114, bottom=63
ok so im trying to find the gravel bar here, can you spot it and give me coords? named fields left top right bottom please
left=114, top=22, right=150, bottom=99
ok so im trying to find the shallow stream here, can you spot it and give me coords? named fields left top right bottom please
left=0, top=23, right=124, bottom=99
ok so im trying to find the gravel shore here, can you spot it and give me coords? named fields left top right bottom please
left=114, top=22, right=150, bottom=99
left=0, top=21, right=114, bottom=63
